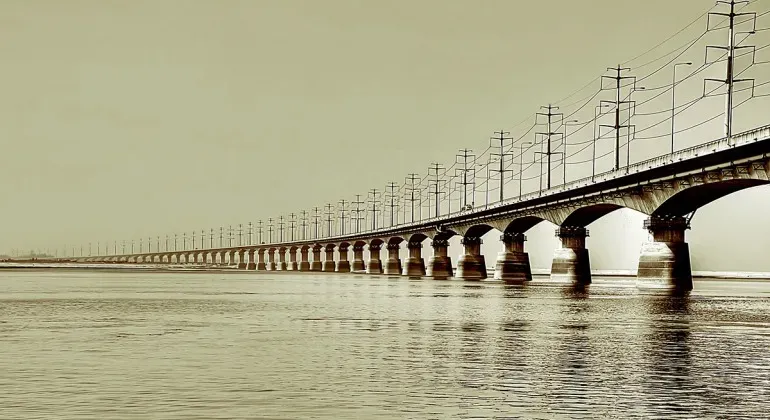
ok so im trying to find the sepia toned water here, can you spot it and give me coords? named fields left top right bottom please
left=1, top=270, right=770, bottom=419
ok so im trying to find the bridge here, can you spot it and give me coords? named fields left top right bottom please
left=68, top=124, right=770, bottom=291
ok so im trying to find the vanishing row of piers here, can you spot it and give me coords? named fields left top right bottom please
left=79, top=214, right=691, bottom=290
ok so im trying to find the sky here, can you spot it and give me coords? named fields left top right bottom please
left=1, top=0, right=769, bottom=271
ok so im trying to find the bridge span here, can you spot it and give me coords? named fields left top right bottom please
left=71, top=124, right=770, bottom=291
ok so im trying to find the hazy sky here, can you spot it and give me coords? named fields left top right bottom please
left=1, top=0, right=769, bottom=270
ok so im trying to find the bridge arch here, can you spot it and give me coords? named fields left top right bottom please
left=464, top=224, right=496, bottom=239
left=504, top=216, right=548, bottom=234
left=653, top=179, right=769, bottom=217
left=561, top=203, right=625, bottom=228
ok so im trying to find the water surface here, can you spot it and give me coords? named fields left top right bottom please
left=1, top=271, right=769, bottom=419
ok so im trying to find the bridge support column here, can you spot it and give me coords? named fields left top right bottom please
left=298, top=247, right=310, bottom=271
left=257, top=249, right=267, bottom=270
left=351, top=244, right=366, bottom=271
left=322, top=246, right=336, bottom=272
left=229, top=250, right=237, bottom=266
left=456, top=236, right=487, bottom=280
left=551, top=226, right=591, bottom=284
left=495, top=232, right=532, bottom=283
left=403, top=241, right=426, bottom=277
left=310, top=245, right=323, bottom=271
left=266, top=250, right=277, bottom=271
left=219, top=251, right=227, bottom=266
left=276, top=249, right=287, bottom=271
left=238, top=250, right=246, bottom=269
left=287, top=249, right=297, bottom=271
left=427, top=238, right=453, bottom=279
left=637, top=216, right=692, bottom=291
left=336, top=244, right=351, bottom=273
left=366, top=244, right=383, bottom=274
left=247, top=250, right=256, bottom=270
left=384, top=243, right=402, bottom=275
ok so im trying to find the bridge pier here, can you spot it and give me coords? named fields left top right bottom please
left=287, top=248, right=298, bottom=271
left=403, top=241, right=426, bottom=277
left=384, top=243, right=402, bottom=275
left=298, top=247, right=310, bottom=271
left=277, top=248, right=288, bottom=271
left=219, top=251, right=227, bottom=266
left=257, top=249, right=267, bottom=270
left=238, top=250, right=246, bottom=269
left=229, top=250, right=237, bottom=266
left=551, top=226, right=591, bottom=284
left=427, top=238, right=453, bottom=279
left=336, top=243, right=351, bottom=272
left=495, top=232, right=532, bottom=283
left=322, top=245, right=336, bottom=272
left=366, top=243, right=383, bottom=274
left=456, top=236, right=487, bottom=280
left=351, top=244, right=366, bottom=271
left=266, top=249, right=277, bottom=271
left=247, top=250, right=256, bottom=270
left=637, top=216, right=692, bottom=291
left=310, top=245, right=323, bottom=271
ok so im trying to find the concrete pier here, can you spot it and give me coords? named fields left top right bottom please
left=456, top=236, right=486, bottom=280
left=298, top=246, right=310, bottom=271
left=310, top=245, right=323, bottom=271
left=637, top=216, right=692, bottom=291
left=402, top=241, right=426, bottom=277
left=247, top=250, right=256, bottom=270
left=366, top=243, right=383, bottom=274
left=277, top=248, right=288, bottom=271
left=238, top=250, right=246, bottom=269
left=427, top=238, right=453, bottom=279
left=256, top=249, right=267, bottom=271
left=322, top=245, right=336, bottom=272
left=287, top=247, right=298, bottom=271
left=336, top=243, right=351, bottom=273
left=551, top=226, right=591, bottom=284
left=383, top=243, right=402, bottom=275
left=351, top=244, right=366, bottom=271
left=219, top=251, right=227, bottom=266
left=266, top=248, right=277, bottom=271
left=494, top=232, right=532, bottom=283
left=229, top=250, right=237, bottom=266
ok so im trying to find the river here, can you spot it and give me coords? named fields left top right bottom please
left=1, top=270, right=769, bottom=419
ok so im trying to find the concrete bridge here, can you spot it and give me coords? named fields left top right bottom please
left=71, top=124, right=770, bottom=291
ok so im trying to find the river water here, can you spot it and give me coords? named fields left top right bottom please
left=1, top=270, right=769, bottom=419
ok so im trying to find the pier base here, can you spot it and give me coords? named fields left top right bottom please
left=402, top=241, right=426, bottom=277
left=322, top=246, right=336, bottom=272
left=351, top=244, right=366, bottom=271
left=310, top=245, right=322, bottom=271
left=383, top=243, right=402, bottom=275
left=336, top=244, right=351, bottom=273
left=637, top=216, right=693, bottom=291
left=298, top=247, right=310, bottom=272
left=238, top=250, right=246, bottom=269
left=551, top=227, right=591, bottom=285
left=367, top=244, right=383, bottom=274
left=494, top=232, right=532, bottom=283
left=427, top=238, right=453, bottom=279
left=456, top=237, right=486, bottom=280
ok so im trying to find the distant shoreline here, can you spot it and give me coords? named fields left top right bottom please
left=2, top=263, right=770, bottom=280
